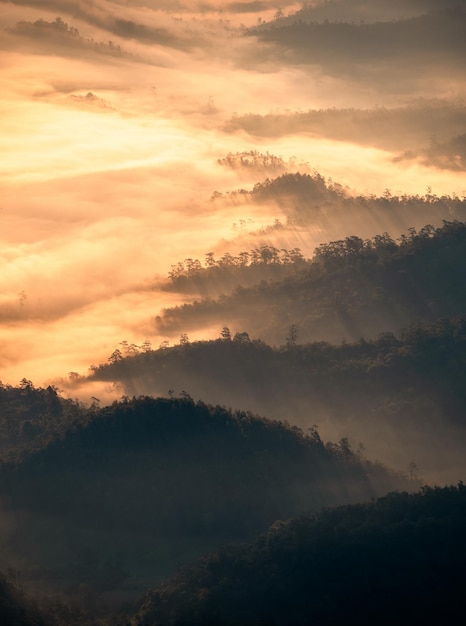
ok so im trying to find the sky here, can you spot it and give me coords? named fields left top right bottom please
left=0, top=0, right=465, bottom=394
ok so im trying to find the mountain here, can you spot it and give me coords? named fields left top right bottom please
left=91, top=315, right=466, bottom=482
left=135, top=483, right=466, bottom=626
left=154, top=220, right=466, bottom=345
left=0, top=396, right=411, bottom=605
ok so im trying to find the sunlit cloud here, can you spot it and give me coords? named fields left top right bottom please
left=0, top=0, right=465, bottom=387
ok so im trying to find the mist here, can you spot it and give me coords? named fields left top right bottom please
left=1, top=2, right=465, bottom=390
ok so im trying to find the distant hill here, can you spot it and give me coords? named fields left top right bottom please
left=264, top=0, right=465, bottom=25
left=154, top=221, right=466, bottom=345
left=162, top=244, right=309, bottom=298
left=215, top=172, right=466, bottom=229
left=92, top=315, right=466, bottom=482
left=0, top=397, right=411, bottom=604
left=135, top=483, right=466, bottom=626
left=247, top=8, right=466, bottom=78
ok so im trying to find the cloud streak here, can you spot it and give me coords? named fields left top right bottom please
left=3, top=16, right=144, bottom=60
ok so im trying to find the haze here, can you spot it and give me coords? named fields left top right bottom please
left=1, top=0, right=465, bottom=388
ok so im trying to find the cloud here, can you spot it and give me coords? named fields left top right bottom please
left=3, top=16, right=144, bottom=61
left=243, top=9, right=466, bottom=93
left=223, top=101, right=466, bottom=160
left=0, top=0, right=207, bottom=50
left=68, top=91, right=115, bottom=110
left=225, top=2, right=270, bottom=13
left=271, top=0, right=466, bottom=24
left=396, top=134, right=466, bottom=172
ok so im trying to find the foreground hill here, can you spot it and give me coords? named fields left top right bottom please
left=135, top=484, right=466, bottom=626
left=0, top=397, right=411, bottom=604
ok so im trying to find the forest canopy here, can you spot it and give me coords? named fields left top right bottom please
left=136, top=484, right=466, bottom=626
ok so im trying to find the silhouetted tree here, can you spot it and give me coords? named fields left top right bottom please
left=286, top=324, right=298, bottom=348
left=220, top=326, right=232, bottom=341
left=179, top=333, right=190, bottom=346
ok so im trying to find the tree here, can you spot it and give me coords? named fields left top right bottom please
left=205, top=252, right=216, bottom=268
left=19, top=378, right=34, bottom=392
left=286, top=324, right=298, bottom=348
left=233, top=331, right=250, bottom=343
left=141, top=339, right=152, bottom=352
left=179, top=333, right=190, bottom=346
left=108, top=349, right=123, bottom=364
left=220, top=326, right=232, bottom=341
left=238, top=251, right=249, bottom=267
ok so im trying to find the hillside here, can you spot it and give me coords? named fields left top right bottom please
left=0, top=396, right=411, bottom=605
left=214, top=172, right=466, bottom=234
left=135, top=484, right=466, bottom=626
left=154, top=220, right=466, bottom=345
left=92, top=315, right=466, bottom=482
left=247, top=8, right=466, bottom=81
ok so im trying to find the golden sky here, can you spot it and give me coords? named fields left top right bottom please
left=0, top=0, right=465, bottom=392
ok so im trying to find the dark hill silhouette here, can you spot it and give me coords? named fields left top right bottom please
left=247, top=8, right=466, bottom=81
left=135, top=484, right=466, bottom=626
left=211, top=173, right=466, bottom=252
left=154, top=221, right=466, bottom=345
left=270, top=0, right=466, bottom=25
left=0, top=397, right=411, bottom=605
left=92, top=315, right=466, bottom=482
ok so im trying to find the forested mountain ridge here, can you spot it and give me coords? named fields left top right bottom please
left=135, top=484, right=466, bottom=626
left=247, top=7, right=466, bottom=72
left=92, top=315, right=466, bottom=481
left=0, top=396, right=412, bottom=605
left=163, top=244, right=308, bottom=297
left=261, top=0, right=466, bottom=25
left=214, top=171, right=466, bottom=225
left=155, top=220, right=466, bottom=345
